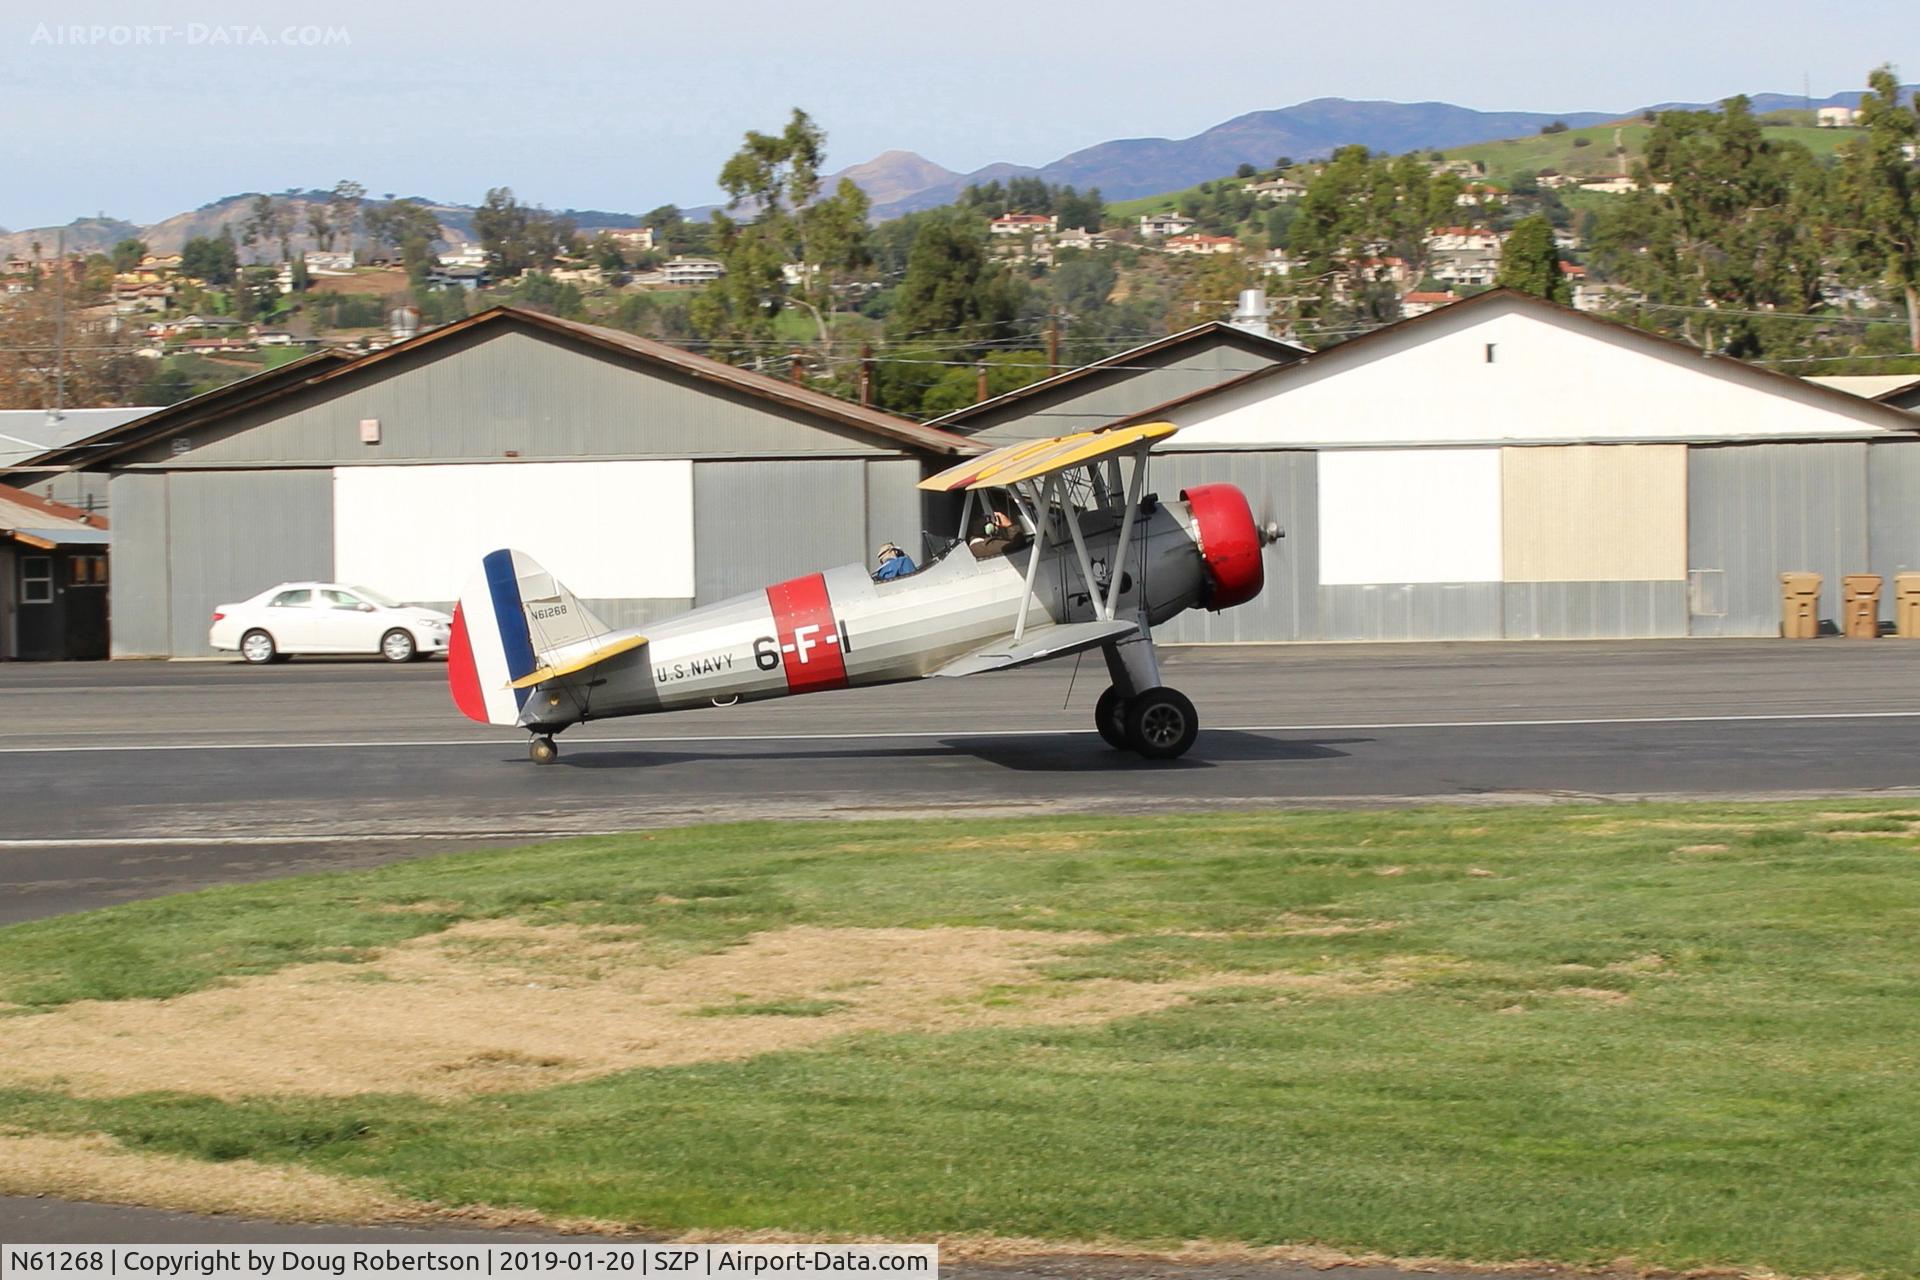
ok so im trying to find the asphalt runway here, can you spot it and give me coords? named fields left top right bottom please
left=3, top=639, right=1919, bottom=922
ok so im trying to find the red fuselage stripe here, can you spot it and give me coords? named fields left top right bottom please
left=765, top=572, right=849, bottom=695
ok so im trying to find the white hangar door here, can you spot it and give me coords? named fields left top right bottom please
left=331, top=462, right=696, bottom=607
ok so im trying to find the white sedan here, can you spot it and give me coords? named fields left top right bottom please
left=210, top=582, right=452, bottom=663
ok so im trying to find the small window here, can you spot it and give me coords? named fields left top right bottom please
left=70, top=558, right=89, bottom=585
left=20, top=555, right=52, bottom=604
left=269, top=588, right=312, bottom=608
left=90, top=555, right=108, bottom=586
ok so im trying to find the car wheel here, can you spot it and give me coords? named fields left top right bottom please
left=240, top=629, right=277, bottom=665
left=1123, top=686, right=1199, bottom=760
left=1094, top=685, right=1129, bottom=750
left=381, top=628, right=417, bottom=663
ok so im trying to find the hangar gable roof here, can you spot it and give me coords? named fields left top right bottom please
left=32, top=309, right=977, bottom=473
left=1118, top=289, right=1920, bottom=449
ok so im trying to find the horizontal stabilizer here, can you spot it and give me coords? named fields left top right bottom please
left=932, top=618, right=1140, bottom=679
left=509, top=633, right=649, bottom=689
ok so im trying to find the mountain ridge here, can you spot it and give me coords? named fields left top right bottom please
left=3, top=85, right=1904, bottom=258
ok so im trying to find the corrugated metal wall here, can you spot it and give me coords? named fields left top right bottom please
left=1319, top=583, right=1505, bottom=641
left=1154, top=452, right=1318, bottom=642
left=865, top=458, right=928, bottom=566
left=1686, top=442, right=1869, bottom=637
left=1867, top=440, right=1920, bottom=589
left=1502, top=581, right=1688, bottom=639
left=693, top=461, right=870, bottom=603
left=107, top=472, right=171, bottom=657
left=165, top=471, right=334, bottom=656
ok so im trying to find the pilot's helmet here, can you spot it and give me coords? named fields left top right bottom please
left=875, top=542, right=900, bottom=561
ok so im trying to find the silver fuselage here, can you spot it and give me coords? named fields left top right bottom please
left=522, top=499, right=1208, bottom=731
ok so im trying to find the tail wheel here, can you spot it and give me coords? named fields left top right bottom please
left=528, top=736, right=559, bottom=765
left=240, top=629, right=277, bottom=665
left=1124, top=687, right=1199, bottom=760
left=1094, top=685, right=1130, bottom=750
left=381, top=629, right=417, bottom=663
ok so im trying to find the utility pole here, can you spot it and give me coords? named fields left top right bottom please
left=52, top=229, right=66, bottom=424
left=975, top=358, right=988, bottom=404
left=789, top=349, right=804, bottom=386
left=1047, top=306, right=1060, bottom=374
left=858, top=343, right=873, bottom=407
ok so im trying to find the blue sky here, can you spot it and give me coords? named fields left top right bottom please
left=2, top=0, right=1914, bottom=229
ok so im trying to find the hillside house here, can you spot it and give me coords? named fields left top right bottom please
left=303, top=250, right=356, bottom=275
left=1400, top=290, right=1458, bottom=318
left=1817, top=106, right=1862, bottom=127
left=1164, top=234, right=1237, bottom=256
left=989, top=213, right=1058, bottom=236
left=1247, top=177, right=1307, bottom=201
left=1427, top=227, right=1505, bottom=255
left=663, top=257, right=725, bottom=286
left=607, top=227, right=656, bottom=253
left=1431, top=159, right=1487, bottom=179
left=1456, top=183, right=1507, bottom=205
left=1257, top=249, right=1299, bottom=277
left=1138, top=213, right=1197, bottom=238
left=1537, top=171, right=1581, bottom=189
left=1053, top=226, right=1111, bottom=252
left=1579, top=175, right=1639, bottom=195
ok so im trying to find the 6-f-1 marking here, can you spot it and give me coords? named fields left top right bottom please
left=754, top=619, right=852, bottom=671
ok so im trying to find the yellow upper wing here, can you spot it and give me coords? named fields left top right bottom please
left=918, top=421, right=1177, bottom=493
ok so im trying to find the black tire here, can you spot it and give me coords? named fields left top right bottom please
left=1094, top=685, right=1130, bottom=750
left=528, top=736, right=559, bottom=765
left=380, top=628, right=417, bottom=663
left=1123, top=686, right=1199, bottom=760
left=240, top=629, right=277, bottom=665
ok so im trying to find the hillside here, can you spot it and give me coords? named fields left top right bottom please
left=1440, top=117, right=1859, bottom=187
left=4, top=83, right=1909, bottom=258
left=0, top=192, right=654, bottom=261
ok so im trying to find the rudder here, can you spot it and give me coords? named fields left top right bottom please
left=448, top=549, right=610, bottom=725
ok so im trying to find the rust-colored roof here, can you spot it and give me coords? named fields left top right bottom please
left=0, top=482, right=106, bottom=530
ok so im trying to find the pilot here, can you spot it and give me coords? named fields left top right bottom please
left=969, top=509, right=1027, bottom=559
left=872, top=542, right=917, bottom=581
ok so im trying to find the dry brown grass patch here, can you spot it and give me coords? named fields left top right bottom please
left=0, top=924, right=1402, bottom=1101
left=0, top=1131, right=423, bottom=1223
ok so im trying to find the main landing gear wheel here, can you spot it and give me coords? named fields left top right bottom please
left=1123, top=686, right=1199, bottom=761
left=528, top=736, right=559, bottom=765
left=1094, top=685, right=1130, bottom=750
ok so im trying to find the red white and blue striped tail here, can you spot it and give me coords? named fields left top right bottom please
left=447, top=549, right=611, bottom=726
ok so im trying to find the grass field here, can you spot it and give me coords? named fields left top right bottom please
left=1, top=804, right=1916, bottom=1276
left=1440, top=120, right=1851, bottom=187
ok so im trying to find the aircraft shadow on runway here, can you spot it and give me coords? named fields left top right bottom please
left=552, top=730, right=1364, bottom=774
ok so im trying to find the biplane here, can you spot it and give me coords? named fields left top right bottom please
left=448, top=421, right=1279, bottom=763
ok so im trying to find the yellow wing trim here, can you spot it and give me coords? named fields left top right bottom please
left=508, top=633, right=649, bottom=690
left=917, top=422, right=1177, bottom=492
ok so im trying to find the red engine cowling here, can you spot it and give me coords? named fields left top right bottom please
left=1181, top=483, right=1265, bottom=610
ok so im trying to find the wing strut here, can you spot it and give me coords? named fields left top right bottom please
left=1105, top=442, right=1151, bottom=619
left=1011, top=473, right=1057, bottom=643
